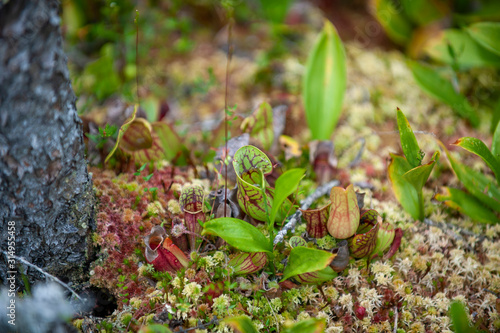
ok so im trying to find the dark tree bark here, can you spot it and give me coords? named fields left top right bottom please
left=0, top=0, right=95, bottom=288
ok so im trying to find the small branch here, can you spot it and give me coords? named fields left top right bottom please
left=274, top=180, right=339, bottom=245
left=393, top=306, right=398, bottom=333
left=2, top=251, right=84, bottom=302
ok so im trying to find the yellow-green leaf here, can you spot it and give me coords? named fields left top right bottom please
left=303, top=20, right=346, bottom=140
left=281, top=246, right=335, bottom=282
left=466, top=22, right=500, bottom=56
left=397, top=108, right=423, bottom=168
left=372, top=0, right=413, bottom=45
left=224, top=316, right=259, bottom=333
left=453, top=137, right=500, bottom=184
left=388, top=153, right=422, bottom=220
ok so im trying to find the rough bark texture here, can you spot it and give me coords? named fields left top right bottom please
left=0, top=0, right=95, bottom=287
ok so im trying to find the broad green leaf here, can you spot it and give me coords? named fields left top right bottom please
left=105, top=104, right=138, bottom=164
left=466, top=22, right=500, bottom=56
left=373, top=0, right=413, bottom=45
left=228, top=252, right=267, bottom=275
left=370, top=223, right=396, bottom=259
left=348, top=210, right=380, bottom=259
left=292, top=266, right=337, bottom=284
left=397, top=108, right=423, bottom=168
left=300, top=202, right=330, bottom=238
left=408, top=61, right=479, bottom=127
left=436, top=187, right=500, bottom=224
left=270, top=168, right=305, bottom=224
left=240, top=102, right=274, bottom=151
left=258, top=0, right=294, bottom=24
left=388, top=154, right=422, bottom=220
left=152, top=122, right=184, bottom=162
left=423, top=29, right=500, bottom=68
left=202, top=218, right=272, bottom=253
left=449, top=301, right=478, bottom=333
left=440, top=142, right=500, bottom=213
left=179, top=185, right=205, bottom=251
left=303, top=20, right=346, bottom=140
left=327, top=184, right=360, bottom=239
left=224, top=316, right=259, bottom=333
left=283, top=318, right=326, bottom=333
left=403, top=150, right=440, bottom=190
left=493, top=121, right=500, bottom=159
left=453, top=137, right=500, bottom=183
left=401, top=0, right=448, bottom=26
left=281, top=246, right=335, bottom=282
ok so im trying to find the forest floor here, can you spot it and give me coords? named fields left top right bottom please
left=68, top=3, right=500, bottom=332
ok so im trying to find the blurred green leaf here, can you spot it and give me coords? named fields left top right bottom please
left=152, top=122, right=184, bottom=162
left=258, top=0, right=294, bottom=24
left=453, top=137, right=500, bottom=183
left=423, top=29, right=500, bottom=68
left=436, top=187, right=500, bottom=224
left=493, top=121, right=500, bottom=159
left=202, top=218, right=272, bottom=253
left=466, top=22, right=500, bottom=56
left=440, top=142, right=500, bottom=214
left=80, top=44, right=121, bottom=100
left=281, top=246, right=335, bottom=282
left=240, top=102, right=274, bottom=151
left=401, top=0, right=448, bottom=26
left=408, top=61, right=479, bottom=127
left=397, top=108, right=423, bottom=168
left=224, top=316, right=259, bottom=333
left=303, top=20, right=346, bottom=140
left=388, top=153, right=421, bottom=220
left=373, top=0, right=413, bottom=45
left=449, top=301, right=478, bottom=333
left=283, top=318, right=326, bottom=333
left=138, top=324, right=173, bottom=333
left=270, top=168, right=305, bottom=224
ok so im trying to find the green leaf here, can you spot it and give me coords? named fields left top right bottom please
left=397, top=108, right=423, bottom=168
left=281, top=246, right=335, bottom=282
left=449, top=301, right=478, bottom=333
left=401, top=0, right=448, bottom=26
left=453, top=137, right=500, bottom=183
left=257, top=0, right=294, bottom=24
left=327, top=184, right=360, bottom=239
left=493, top=121, right=500, bottom=159
left=270, top=168, right=305, bottom=224
left=423, top=29, right=500, bottom=68
left=373, top=0, right=413, bottom=45
left=348, top=210, right=380, bottom=259
left=202, top=218, right=272, bottom=253
left=303, top=20, right=346, bottom=140
left=105, top=104, right=139, bottom=164
left=403, top=150, right=440, bottom=190
left=408, top=61, right=479, bottom=127
left=240, top=102, right=274, bottom=151
left=440, top=143, right=500, bottom=213
left=466, top=22, right=500, bottom=56
left=388, top=154, right=422, bottom=220
left=435, top=187, right=500, bottom=224
left=224, top=316, right=259, bottom=333
left=283, top=318, right=326, bottom=333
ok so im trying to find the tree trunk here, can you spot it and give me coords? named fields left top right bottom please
left=0, top=0, right=95, bottom=288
